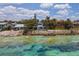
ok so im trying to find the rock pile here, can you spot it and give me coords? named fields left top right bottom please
left=0, top=30, right=23, bottom=36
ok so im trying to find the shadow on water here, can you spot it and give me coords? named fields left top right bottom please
left=48, top=42, right=79, bottom=52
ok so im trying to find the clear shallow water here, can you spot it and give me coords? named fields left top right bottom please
left=0, top=35, right=79, bottom=56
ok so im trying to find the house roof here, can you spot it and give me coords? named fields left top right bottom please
left=14, top=24, right=25, bottom=27
left=73, top=22, right=79, bottom=24
left=37, top=25, right=44, bottom=27
left=0, top=23, right=7, bottom=25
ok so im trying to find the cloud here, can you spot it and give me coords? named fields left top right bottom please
left=54, top=4, right=72, bottom=16
left=16, top=8, right=50, bottom=17
left=40, top=3, right=53, bottom=8
left=54, top=4, right=71, bottom=9
left=50, top=15, right=66, bottom=20
left=0, top=5, right=50, bottom=20
left=56, top=9, right=69, bottom=16
left=0, top=5, right=17, bottom=14
left=40, top=3, right=72, bottom=18
left=0, top=3, right=22, bottom=6
left=70, top=16, right=79, bottom=20
left=0, top=11, right=4, bottom=15
left=34, top=10, right=50, bottom=16
left=70, top=13, right=79, bottom=20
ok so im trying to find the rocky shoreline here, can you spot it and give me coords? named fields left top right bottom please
left=27, top=30, right=79, bottom=36
left=0, top=30, right=79, bottom=36
left=0, top=30, right=23, bottom=36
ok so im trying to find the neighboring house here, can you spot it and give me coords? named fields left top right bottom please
left=13, top=24, right=26, bottom=30
left=33, top=21, right=46, bottom=30
left=0, top=22, right=8, bottom=31
left=0, top=21, right=26, bottom=31
left=73, top=20, right=79, bottom=28
left=73, top=21, right=79, bottom=26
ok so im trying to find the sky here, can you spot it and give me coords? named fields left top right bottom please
left=0, top=3, right=79, bottom=21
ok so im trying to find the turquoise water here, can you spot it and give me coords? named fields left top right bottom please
left=0, top=35, right=79, bottom=56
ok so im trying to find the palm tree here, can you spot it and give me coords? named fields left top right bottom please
left=52, top=18, right=57, bottom=29
left=64, top=18, right=72, bottom=29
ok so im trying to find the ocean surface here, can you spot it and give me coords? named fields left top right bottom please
left=0, top=35, right=79, bottom=56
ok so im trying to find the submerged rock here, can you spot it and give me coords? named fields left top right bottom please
left=45, top=50, right=60, bottom=56
left=32, top=44, right=48, bottom=52
left=7, top=45, right=17, bottom=48
left=48, top=44, right=75, bottom=52
left=23, top=44, right=34, bottom=51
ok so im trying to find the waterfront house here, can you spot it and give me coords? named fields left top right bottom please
left=13, top=24, right=26, bottom=30
left=0, top=22, right=7, bottom=31
left=0, top=20, right=26, bottom=31
left=33, top=21, right=46, bottom=30
left=31, top=14, right=47, bottom=30
left=73, top=20, right=79, bottom=26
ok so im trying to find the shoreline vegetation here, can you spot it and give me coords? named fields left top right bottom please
left=0, top=14, right=79, bottom=36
